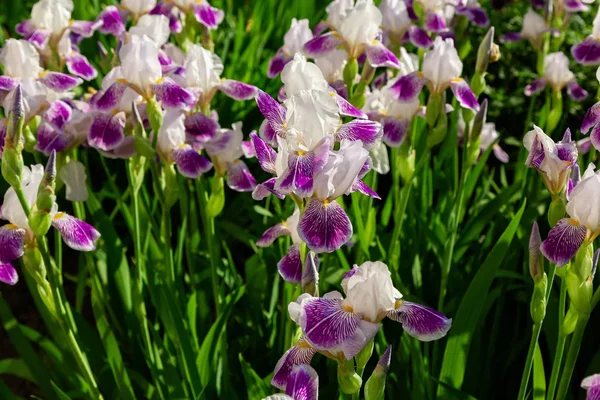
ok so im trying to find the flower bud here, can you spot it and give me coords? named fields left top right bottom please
left=147, top=97, right=164, bottom=136
left=548, top=196, right=566, bottom=227
left=343, top=58, right=359, bottom=92
left=207, top=175, right=225, bottom=218
left=425, top=93, right=443, bottom=128
left=530, top=272, right=547, bottom=324
left=2, top=86, right=25, bottom=189
left=565, top=268, right=592, bottom=316
left=476, top=27, right=495, bottom=75
left=163, top=164, right=179, bottom=209
left=29, top=151, right=57, bottom=236
left=365, top=345, right=392, bottom=400
left=355, top=340, right=374, bottom=372
left=302, top=251, right=320, bottom=296
left=23, top=124, right=37, bottom=154
left=427, top=111, right=447, bottom=147
left=397, top=141, right=415, bottom=184
left=529, top=221, right=544, bottom=281
left=561, top=306, right=578, bottom=335
left=471, top=99, right=488, bottom=141
left=470, top=72, right=486, bottom=98
left=337, top=358, right=362, bottom=394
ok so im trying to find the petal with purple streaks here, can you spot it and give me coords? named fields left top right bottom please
left=335, top=120, right=382, bottom=149
left=52, top=212, right=101, bottom=252
left=88, top=112, right=126, bottom=151
left=524, top=78, right=548, bottom=96
left=450, top=78, right=480, bottom=111
left=0, top=225, right=25, bottom=264
left=35, top=123, right=72, bottom=155
left=389, top=72, right=427, bottom=102
left=0, top=76, right=18, bottom=91
left=218, top=79, right=258, bottom=101
left=185, top=112, right=219, bottom=143
left=94, top=81, right=129, bottom=111
left=226, top=160, right=256, bottom=192
left=387, top=301, right=452, bottom=341
left=408, top=26, right=434, bottom=48
left=250, top=132, right=277, bottom=174
left=252, top=177, right=285, bottom=200
left=257, top=222, right=290, bottom=247
left=173, top=145, right=213, bottom=178
left=268, top=51, right=293, bottom=79
left=298, top=198, right=353, bottom=253
left=193, top=2, right=224, bottom=30
left=333, top=92, right=368, bottom=119
left=582, top=102, right=600, bottom=134
left=303, top=32, right=344, bottom=58
left=424, top=11, right=447, bottom=32
left=272, top=339, right=316, bottom=391
left=256, top=90, right=287, bottom=137
left=566, top=81, right=588, bottom=102
left=39, top=72, right=82, bottom=91
left=286, top=364, right=319, bottom=400
left=382, top=117, right=410, bottom=147
left=540, top=218, right=587, bottom=266
left=97, top=6, right=125, bottom=36
left=0, top=264, right=18, bottom=285
left=365, top=41, right=401, bottom=69
left=66, top=53, right=97, bottom=80
left=153, top=79, right=196, bottom=109
left=278, top=244, right=303, bottom=284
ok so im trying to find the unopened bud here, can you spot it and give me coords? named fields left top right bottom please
left=29, top=151, right=57, bottom=236
left=471, top=99, right=488, bottom=141
left=337, top=358, right=362, bottom=394
left=566, top=268, right=592, bottom=316
left=163, top=164, right=179, bottom=209
left=397, top=141, right=415, bottom=184
left=425, top=93, right=443, bottom=128
left=365, top=345, right=392, bottom=400
left=529, top=221, right=544, bottom=280
left=561, top=306, right=578, bottom=335
left=302, top=252, right=320, bottom=296
left=147, top=97, right=164, bottom=137
left=530, top=272, right=547, bottom=324
left=9, top=85, right=24, bottom=134
left=343, top=58, right=359, bottom=92
left=427, top=111, right=448, bottom=147
left=2, top=86, right=25, bottom=188
left=207, top=175, right=225, bottom=218
left=476, top=27, right=495, bottom=74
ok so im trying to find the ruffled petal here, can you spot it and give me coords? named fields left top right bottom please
left=298, top=198, right=353, bottom=253
left=303, top=33, right=344, bottom=58
left=173, top=145, right=213, bottom=178
left=52, top=213, right=101, bottom=251
left=540, top=218, right=587, bottom=266
left=387, top=301, right=452, bottom=341
left=218, top=79, right=258, bottom=101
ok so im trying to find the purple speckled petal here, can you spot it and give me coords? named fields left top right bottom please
left=389, top=72, right=427, bottom=102
left=524, top=78, right=548, bottom=96
left=408, top=26, right=434, bottom=48
left=88, top=112, right=126, bottom=151
left=0, top=263, right=18, bottom=285
left=298, top=198, right=353, bottom=253
left=572, top=37, right=600, bottom=66
left=226, top=160, right=256, bottom=192
left=387, top=301, right=452, bottom=341
left=0, top=76, right=18, bottom=91
left=366, top=41, right=401, bottom=69
left=35, top=123, right=72, bottom=155
left=185, top=112, right=219, bottom=143
left=257, top=222, right=290, bottom=247
left=501, top=32, right=523, bottom=43
left=268, top=51, right=293, bottom=78
left=173, top=145, right=213, bottom=178
left=43, top=100, right=72, bottom=130
left=218, top=79, right=258, bottom=101
left=278, top=244, right=303, bottom=284
left=303, top=33, right=344, bottom=58
left=276, top=138, right=330, bottom=197
left=566, top=81, right=588, bottom=102
left=335, top=120, right=382, bottom=149
left=252, top=177, right=285, bottom=200
left=39, top=72, right=83, bottom=92
left=382, top=116, right=410, bottom=147
left=97, top=6, right=125, bottom=36
left=0, top=225, right=25, bottom=264
left=66, top=53, right=97, bottom=81
left=193, top=2, right=224, bottom=30
left=540, top=218, right=587, bottom=266
left=581, top=102, right=600, bottom=134
left=250, top=131, right=277, bottom=174
left=286, top=364, right=319, bottom=400
left=450, top=79, right=480, bottom=111
left=272, top=339, right=316, bottom=391
left=52, top=213, right=101, bottom=252
left=424, top=11, right=448, bottom=32
left=256, top=90, right=287, bottom=137
left=333, top=93, right=368, bottom=119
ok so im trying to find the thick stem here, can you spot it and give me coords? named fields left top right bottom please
left=517, top=323, right=543, bottom=400
left=555, top=314, right=590, bottom=400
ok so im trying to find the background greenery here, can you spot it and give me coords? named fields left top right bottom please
left=1, top=0, right=599, bottom=399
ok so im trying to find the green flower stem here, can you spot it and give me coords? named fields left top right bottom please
left=547, top=278, right=567, bottom=400
left=555, top=314, right=590, bottom=400
left=517, top=323, right=543, bottom=400
left=591, top=285, right=600, bottom=311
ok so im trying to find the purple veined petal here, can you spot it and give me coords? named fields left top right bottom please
left=332, top=92, right=368, bottom=119
left=218, top=79, right=258, bottom=101
left=193, top=2, right=224, bottom=30
left=492, top=144, right=509, bottom=163
left=278, top=243, right=303, bottom=284
left=272, top=339, right=317, bottom=391
left=564, top=0, right=589, bottom=13
left=94, top=81, right=129, bottom=111
left=252, top=177, right=285, bottom=201
left=572, top=37, right=600, bottom=66
left=152, top=79, right=196, bottom=109
left=450, top=79, right=480, bottom=111
left=256, top=90, right=287, bottom=137
left=226, top=160, right=257, bottom=192
left=387, top=301, right=452, bottom=341
left=52, top=212, right=101, bottom=252
left=286, top=364, right=319, bottom=400
left=66, top=53, right=98, bottom=81
left=184, top=112, right=219, bottom=143
left=382, top=116, right=410, bottom=147
left=525, top=134, right=545, bottom=168
left=250, top=131, right=277, bottom=174
left=458, top=6, right=489, bottom=27
left=540, top=218, right=587, bottom=266
left=0, top=263, right=18, bottom=285
left=39, top=71, right=83, bottom=92
left=581, top=102, right=600, bottom=134
left=524, top=78, right=548, bottom=96
left=335, top=120, right=382, bottom=150
left=257, top=222, right=290, bottom=247
left=173, top=145, right=213, bottom=178
left=69, top=20, right=101, bottom=38
left=303, top=32, right=344, bottom=58
left=566, top=81, right=588, bottom=102
left=44, top=100, right=72, bottom=130
left=158, top=50, right=174, bottom=68
left=276, top=138, right=330, bottom=197
left=408, top=26, right=434, bottom=49
left=424, top=11, right=448, bottom=32
left=259, top=119, right=278, bottom=146
left=389, top=72, right=427, bottom=102
left=590, top=123, right=600, bottom=151
left=351, top=179, right=380, bottom=199
left=0, top=225, right=26, bottom=264
left=298, top=198, right=353, bottom=253
left=0, top=76, right=18, bottom=91
left=268, top=50, right=293, bottom=79
left=500, top=32, right=524, bottom=43
left=365, top=41, right=401, bottom=69
left=15, top=20, right=35, bottom=37
left=99, top=135, right=137, bottom=159
left=88, top=111, right=126, bottom=151
left=35, top=122, right=72, bottom=155
left=97, top=6, right=126, bottom=36
left=27, top=29, right=51, bottom=49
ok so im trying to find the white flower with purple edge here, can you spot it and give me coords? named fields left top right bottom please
left=582, top=374, right=600, bottom=400
left=524, top=52, right=587, bottom=102
left=263, top=364, right=318, bottom=400
left=268, top=19, right=314, bottom=78
left=501, top=9, right=556, bottom=50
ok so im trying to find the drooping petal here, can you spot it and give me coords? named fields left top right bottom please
left=333, top=93, right=368, bottom=119
left=52, top=212, right=101, bottom=252
left=298, top=198, right=353, bottom=253
left=408, top=26, right=434, bottom=48
left=44, top=100, right=72, bottom=130
left=59, top=160, right=89, bottom=202
left=39, top=72, right=82, bottom=91
left=582, top=102, right=600, bottom=134
left=566, top=81, right=588, bottom=102
left=277, top=139, right=330, bottom=197
left=0, top=225, right=26, bottom=264
left=94, top=81, right=129, bottom=111
left=424, top=11, right=447, bottom=33
left=366, top=41, right=401, bottom=69
left=226, top=160, right=256, bottom=192
left=387, top=301, right=452, bottom=341
left=450, top=78, right=480, bottom=111
left=351, top=179, right=380, bottom=199
left=252, top=177, right=285, bottom=201
left=286, top=364, right=319, bottom=400
left=172, top=145, right=213, bottom=178
left=303, top=32, right=344, bottom=57
left=218, top=79, right=258, bottom=101
left=256, top=90, right=287, bottom=136
left=500, top=32, right=523, bottom=43
left=97, top=6, right=126, bottom=36
left=272, top=339, right=317, bottom=391
left=193, top=2, right=224, bottom=30
left=278, top=244, right=303, bottom=284
left=456, top=6, right=489, bottom=27
left=589, top=124, right=600, bottom=151
left=572, top=37, right=600, bottom=66
left=268, top=51, right=293, bottom=78
left=65, top=53, right=97, bottom=81
left=492, top=144, right=510, bottom=163
left=15, top=20, right=35, bottom=37
left=88, top=112, right=126, bottom=151
left=259, top=119, right=278, bottom=146
left=27, top=29, right=51, bottom=49
left=382, top=117, right=410, bottom=147
left=0, top=264, right=18, bottom=285
left=524, top=78, right=548, bottom=96
left=335, top=120, right=382, bottom=150
left=250, top=132, right=277, bottom=174
left=0, top=76, right=18, bottom=91
left=389, top=72, right=427, bottom=102
left=185, top=112, right=219, bottom=143
left=540, top=218, right=587, bottom=266
left=35, top=123, right=72, bottom=155
left=257, top=222, right=290, bottom=247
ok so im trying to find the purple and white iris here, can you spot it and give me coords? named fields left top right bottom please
left=572, top=8, right=600, bottom=67
left=268, top=19, right=314, bottom=78
left=502, top=9, right=556, bottom=50
left=582, top=374, right=600, bottom=400
left=264, top=364, right=319, bottom=400
left=524, top=52, right=588, bottom=102
left=531, top=0, right=594, bottom=15
left=0, top=164, right=100, bottom=285
left=271, top=261, right=451, bottom=389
